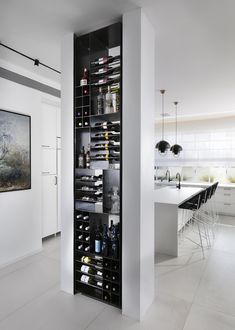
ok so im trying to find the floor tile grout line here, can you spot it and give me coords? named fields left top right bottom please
left=193, top=300, right=235, bottom=319
left=0, top=254, right=45, bottom=280
left=181, top=252, right=212, bottom=330
left=84, top=306, right=108, bottom=330
left=0, top=282, right=60, bottom=325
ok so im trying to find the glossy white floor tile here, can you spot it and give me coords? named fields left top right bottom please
left=1, top=216, right=235, bottom=330
left=0, top=256, right=60, bottom=321
left=194, top=250, right=235, bottom=316
left=86, top=293, right=190, bottom=330
left=183, top=303, right=235, bottom=330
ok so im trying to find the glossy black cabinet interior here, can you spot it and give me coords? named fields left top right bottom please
left=74, top=23, right=122, bottom=308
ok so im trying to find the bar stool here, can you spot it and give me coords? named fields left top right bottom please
left=179, top=191, right=206, bottom=258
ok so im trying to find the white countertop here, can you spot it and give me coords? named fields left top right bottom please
left=155, top=181, right=235, bottom=189
left=154, top=186, right=203, bottom=205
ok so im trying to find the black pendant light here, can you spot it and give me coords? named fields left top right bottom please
left=170, top=101, right=183, bottom=157
left=156, top=89, right=170, bottom=155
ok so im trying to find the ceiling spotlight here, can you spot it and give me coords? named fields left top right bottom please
left=34, top=59, right=40, bottom=66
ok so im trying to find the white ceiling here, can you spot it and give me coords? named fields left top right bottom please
left=1, top=0, right=235, bottom=117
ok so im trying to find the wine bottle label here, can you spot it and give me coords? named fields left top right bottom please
left=97, top=281, right=103, bottom=287
left=80, top=78, right=87, bottom=86
left=95, top=240, right=101, bottom=253
left=97, top=271, right=103, bottom=277
left=81, top=265, right=89, bottom=273
left=81, top=275, right=89, bottom=283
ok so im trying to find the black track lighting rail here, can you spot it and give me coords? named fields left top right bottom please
left=0, top=42, right=61, bottom=74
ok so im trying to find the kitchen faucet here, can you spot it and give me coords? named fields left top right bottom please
left=165, top=169, right=171, bottom=182
left=176, top=172, right=181, bottom=189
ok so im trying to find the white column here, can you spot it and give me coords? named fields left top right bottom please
left=61, top=33, right=74, bottom=294
left=123, top=8, right=155, bottom=320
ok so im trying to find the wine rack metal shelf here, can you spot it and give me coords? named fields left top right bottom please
left=74, top=22, right=122, bottom=309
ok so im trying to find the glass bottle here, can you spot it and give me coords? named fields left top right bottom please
left=97, top=87, right=104, bottom=115
left=105, top=85, right=113, bottom=114
left=80, top=67, right=88, bottom=86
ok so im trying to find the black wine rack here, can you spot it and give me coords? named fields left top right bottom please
left=74, top=22, right=122, bottom=308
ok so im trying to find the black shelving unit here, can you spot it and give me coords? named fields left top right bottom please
left=74, top=23, right=122, bottom=308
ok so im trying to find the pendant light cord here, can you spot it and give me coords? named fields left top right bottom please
left=174, top=101, right=178, bottom=144
left=160, top=90, right=165, bottom=140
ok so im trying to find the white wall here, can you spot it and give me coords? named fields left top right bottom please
left=123, top=8, right=155, bottom=320
left=60, top=33, right=74, bottom=294
left=155, top=116, right=235, bottom=165
left=0, top=74, right=60, bottom=268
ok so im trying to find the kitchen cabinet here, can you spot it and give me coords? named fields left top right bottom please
left=215, top=187, right=235, bottom=216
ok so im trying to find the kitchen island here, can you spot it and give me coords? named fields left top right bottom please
left=154, top=186, right=203, bottom=257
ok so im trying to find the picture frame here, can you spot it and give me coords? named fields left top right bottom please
left=0, top=109, right=31, bottom=193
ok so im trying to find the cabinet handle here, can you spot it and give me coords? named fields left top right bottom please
left=224, top=203, right=231, bottom=206
left=41, top=145, right=50, bottom=148
left=224, top=193, right=231, bottom=196
left=54, top=176, right=58, bottom=185
left=42, top=171, right=50, bottom=174
left=224, top=188, right=231, bottom=191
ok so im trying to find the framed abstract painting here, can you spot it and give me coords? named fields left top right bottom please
left=0, top=109, right=31, bottom=192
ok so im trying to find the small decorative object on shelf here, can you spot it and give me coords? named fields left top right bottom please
left=109, top=187, right=120, bottom=214
left=105, top=85, right=113, bottom=114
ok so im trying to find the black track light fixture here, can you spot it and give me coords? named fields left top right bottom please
left=0, top=42, right=61, bottom=74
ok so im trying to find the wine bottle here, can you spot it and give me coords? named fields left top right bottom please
left=81, top=256, right=91, bottom=264
left=111, top=225, right=119, bottom=259
left=78, top=244, right=83, bottom=250
left=112, top=273, right=118, bottom=281
left=76, top=214, right=82, bottom=219
left=84, top=225, right=90, bottom=231
left=81, top=265, right=103, bottom=277
left=78, top=234, right=83, bottom=240
left=78, top=224, right=83, bottom=230
left=85, top=145, right=90, bottom=169
left=97, top=87, right=104, bottom=115
left=85, top=235, right=90, bottom=242
left=78, top=147, right=85, bottom=168
left=83, top=215, right=89, bottom=220
left=102, top=224, right=109, bottom=257
left=80, top=67, right=88, bottom=86
left=95, top=224, right=102, bottom=254
left=105, top=85, right=113, bottom=114
left=109, top=220, right=114, bottom=238
left=84, top=245, right=90, bottom=252
left=112, top=284, right=118, bottom=293
left=91, top=55, right=120, bottom=67
left=80, top=275, right=103, bottom=287
left=104, top=282, right=110, bottom=290
left=84, top=119, right=89, bottom=127
left=103, top=292, right=111, bottom=301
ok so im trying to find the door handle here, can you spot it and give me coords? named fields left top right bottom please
left=54, top=176, right=58, bottom=185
